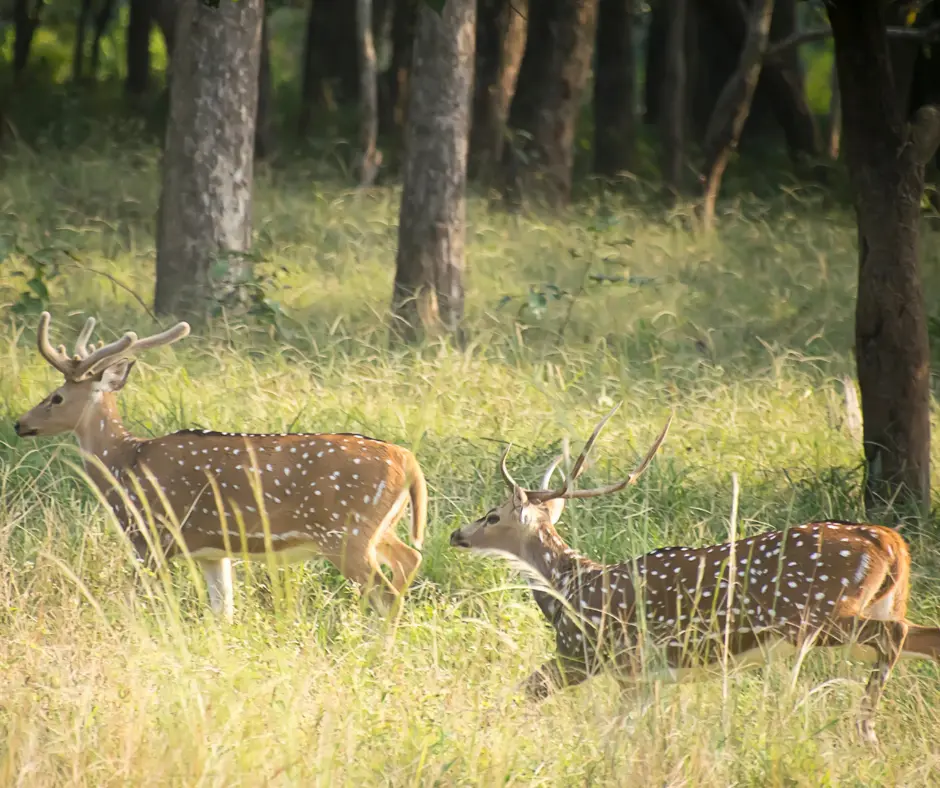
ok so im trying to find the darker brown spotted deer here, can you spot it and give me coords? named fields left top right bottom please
left=14, top=312, right=427, bottom=620
left=449, top=404, right=940, bottom=745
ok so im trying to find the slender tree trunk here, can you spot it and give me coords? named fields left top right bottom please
left=660, top=0, right=687, bottom=197
left=392, top=0, right=475, bottom=342
left=827, top=64, right=841, bottom=160
left=299, top=0, right=318, bottom=134
left=13, top=0, right=43, bottom=76
left=125, top=0, right=152, bottom=95
left=827, top=0, right=940, bottom=514
left=593, top=0, right=635, bottom=176
left=700, top=0, right=775, bottom=229
left=357, top=0, right=381, bottom=185
left=90, top=0, right=116, bottom=80
left=154, top=0, right=263, bottom=322
left=255, top=14, right=274, bottom=159
left=379, top=0, right=417, bottom=134
left=73, top=0, right=93, bottom=82
left=470, top=0, right=528, bottom=180
left=503, top=0, right=601, bottom=208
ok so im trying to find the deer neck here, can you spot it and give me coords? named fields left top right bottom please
left=522, top=524, right=595, bottom=623
left=73, top=393, right=140, bottom=482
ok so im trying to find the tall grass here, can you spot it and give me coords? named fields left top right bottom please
left=2, top=141, right=940, bottom=785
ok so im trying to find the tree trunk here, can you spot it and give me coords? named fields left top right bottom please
left=827, top=0, right=940, bottom=514
left=154, top=0, right=263, bottom=322
left=707, top=0, right=818, bottom=159
left=13, top=0, right=43, bottom=76
left=357, top=0, right=381, bottom=185
left=469, top=0, right=528, bottom=180
left=379, top=0, right=417, bottom=134
left=73, top=0, right=93, bottom=83
left=125, top=0, right=152, bottom=95
left=660, top=0, right=687, bottom=197
left=255, top=14, right=275, bottom=159
left=700, top=0, right=775, bottom=229
left=827, top=64, right=841, bottom=160
left=90, top=0, right=116, bottom=80
left=392, top=0, right=475, bottom=342
left=503, top=0, right=600, bottom=208
left=593, top=0, right=634, bottom=177
left=298, top=0, right=318, bottom=134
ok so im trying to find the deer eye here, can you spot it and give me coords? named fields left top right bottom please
left=485, top=513, right=500, bottom=525
left=50, top=393, right=64, bottom=405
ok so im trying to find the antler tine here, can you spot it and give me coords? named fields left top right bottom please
left=500, top=442, right=521, bottom=489
left=526, top=402, right=623, bottom=502
left=561, top=414, right=672, bottom=500
left=74, top=321, right=191, bottom=381
left=539, top=454, right=566, bottom=490
left=36, top=312, right=72, bottom=375
left=72, top=316, right=97, bottom=358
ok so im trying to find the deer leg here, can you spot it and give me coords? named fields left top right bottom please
left=200, top=558, right=234, bottom=623
left=854, top=619, right=908, bottom=746
left=523, top=656, right=590, bottom=701
left=376, top=534, right=422, bottom=595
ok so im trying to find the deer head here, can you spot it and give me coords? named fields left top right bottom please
left=14, top=311, right=190, bottom=439
left=450, top=404, right=672, bottom=560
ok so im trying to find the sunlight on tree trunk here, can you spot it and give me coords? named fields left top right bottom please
left=392, top=0, right=475, bottom=343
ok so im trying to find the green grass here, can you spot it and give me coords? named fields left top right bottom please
left=3, top=139, right=940, bottom=785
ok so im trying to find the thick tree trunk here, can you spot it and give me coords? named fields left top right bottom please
left=503, top=0, right=600, bottom=208
left=593, top=0, right=635, bottom=177
left=828, top=0, right=940, bottom=514
left=125, top=0, right=152, bottom=95
left=73, top=0, right=93, bottom=82
left=470, top=0, right=528, bottom=180
left=392, top=0, right=475, bottom=342
left=357, top=0, right=381, bottom=185
left=255, top=14, right=274, bottom=159
left=700, top=0, right=775, bottom=229
left=89, top=0, right=116, bottom=79
left=13, top=0, right=43, bottom=76
left=660, top=0, right=687, bottom=197
left=154, top=0, right=263, bottom=322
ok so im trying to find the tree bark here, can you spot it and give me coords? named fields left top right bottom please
left=89, top=0, right=116, bottom=80
left=700, top=0, right=775, bottom=229
left=255, top=14, right=275, bottom=159
left=154, top=0, right=263, bottom=322
left=73, top=0, right=93, bottom=83
left=13, top=0, right=43, bottom=76
left=660, top=0, right=687, bottom=197
left=828, top=0, right=939, bottom=514
left=503, top=0, right=600, bottom=208
left=593, top=0, right=635, bottom=177
left=125, top=0, right=152, bottom=95
left=469, top=0, right=528, bottom=180
left=357, top=0, right=381, bottom=185
left=392, top=0, right=475, bottom=342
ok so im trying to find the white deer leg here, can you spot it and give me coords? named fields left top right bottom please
left=200, top=558, right=234, bottom=623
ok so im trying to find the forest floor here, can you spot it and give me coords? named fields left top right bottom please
left=3, top=142, right=940, bottom=786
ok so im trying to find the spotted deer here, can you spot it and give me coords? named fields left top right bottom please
left=14, top=312, right=428, bottom=620
left=449, top=404, right=940, bottom=745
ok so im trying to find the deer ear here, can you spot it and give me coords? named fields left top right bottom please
left=97, top=359, right=136, bottom=392
left=512, top=485, right=529, bottom=510
left=544, top=498, right=565, bottom=525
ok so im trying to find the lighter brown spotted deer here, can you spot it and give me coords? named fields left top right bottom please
left=14, top=312, right=427, bottom=621
left=449, top=404, right=940, bottom=745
